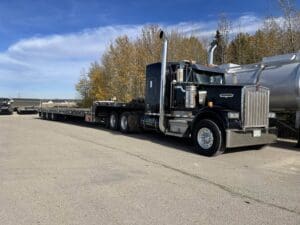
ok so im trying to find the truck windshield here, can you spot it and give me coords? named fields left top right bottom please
left=193, top=71, right=224, bottom=85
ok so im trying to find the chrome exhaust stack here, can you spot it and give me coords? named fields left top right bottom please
left=159, top=30, right=168, bottom=133
left=208, top=40, right=217, bottom=65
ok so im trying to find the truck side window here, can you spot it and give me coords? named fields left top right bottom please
left=194, top=71, right=224, bottom=85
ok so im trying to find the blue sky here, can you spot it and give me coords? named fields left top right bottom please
left=0, top=0, right=298, bottom=98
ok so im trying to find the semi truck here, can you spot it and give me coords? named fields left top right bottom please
left=0, top=98, right=13, bottom=114
left=39, top=31, right=277, bottom=156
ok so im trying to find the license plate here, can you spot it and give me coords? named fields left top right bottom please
left=253, top=129, right=261, bottom=137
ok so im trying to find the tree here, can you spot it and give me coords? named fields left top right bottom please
left=261, top=17, right=282, bottom=55
left=228, top=33, right=255, bottom=64
left=215, top=13, right=232, bottom=64
left=75, top=70, right=92, bottom=107
left=98, top=26, right=206, bottom=102
left=278, top=0, right=299, bottom=52
left=88, top=62, right=109, bottom=100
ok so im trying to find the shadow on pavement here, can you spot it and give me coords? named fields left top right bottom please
left=270, top=140, right=300, bottom=152
left=35, top=117, right=300, bottom=156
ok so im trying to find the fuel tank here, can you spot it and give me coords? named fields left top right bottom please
left=222, top=53, right=300, bottom=112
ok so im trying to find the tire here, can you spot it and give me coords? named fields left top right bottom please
left=192, top=119, right=225, bottom=156
left=103, top=117, right=110, bottom=128
left=119, top=112, right=141, bottom=133
left=128, top=113, right=141, bottom=133
left=120, top=112, right=130, bottom=133
left=109, top=112, right=119, bottom=130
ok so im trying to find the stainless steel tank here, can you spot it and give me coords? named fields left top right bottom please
left=221, top=53, right=300, bottom=112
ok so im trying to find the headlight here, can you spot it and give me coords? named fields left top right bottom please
left=268, top=112, right=276, bottom=118
left=228, top=112, right=239, bottom=119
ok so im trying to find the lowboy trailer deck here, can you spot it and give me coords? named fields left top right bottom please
left=39, top=99, right=145, bottom=129
left=40, top=107, right=90, bottom=120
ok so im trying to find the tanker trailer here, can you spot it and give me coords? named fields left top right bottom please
left=220, top=53, right=300, bottom=145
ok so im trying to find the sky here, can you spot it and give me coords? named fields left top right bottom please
left=0, top=0, right=298, bottom=99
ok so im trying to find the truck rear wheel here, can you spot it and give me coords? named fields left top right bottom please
left=120, top=112, right=130, bottom=133
left=120, top=112, right=141, bottom=133
left=192, top=119, right=225, bottom=156
left=109, top=112, right=119, bottom=130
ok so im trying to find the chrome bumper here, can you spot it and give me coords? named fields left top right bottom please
left=226, top=128, right=277, bottom=148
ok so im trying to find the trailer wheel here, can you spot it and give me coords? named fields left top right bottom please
left=192, top=119, right=225, bottom=156
left=120, top=112, right=130, bottom=133
left=109, top=112, right=119, bottom=130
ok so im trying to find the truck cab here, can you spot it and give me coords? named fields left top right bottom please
left=144, top=61, right=277, bottom=156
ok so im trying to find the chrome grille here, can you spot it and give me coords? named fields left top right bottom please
left=243, top=86, right=269, bottom=128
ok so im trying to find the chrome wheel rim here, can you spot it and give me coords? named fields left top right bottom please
left=110, top=114, right=116, bottom=128
left=197, top=127, right=214, bottom=149
left=120, top=116, right=128, bottom=130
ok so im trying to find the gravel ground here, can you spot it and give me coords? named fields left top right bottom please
left=0, top=114, right=299, bottom=225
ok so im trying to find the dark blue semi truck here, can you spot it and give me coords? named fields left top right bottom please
left=39, top=31, right=277, bottom=156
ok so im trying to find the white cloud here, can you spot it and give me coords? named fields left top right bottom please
left=0, top=14, right=271, bottom=98
left=0, top=25, right=143, bottom=98
left=8, top=25, right=142, bottom=60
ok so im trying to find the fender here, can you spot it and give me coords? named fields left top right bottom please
left=191, top=107, right=230, bottom=133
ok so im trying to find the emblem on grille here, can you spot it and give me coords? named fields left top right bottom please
left=219, top=93, right=234, bottom=98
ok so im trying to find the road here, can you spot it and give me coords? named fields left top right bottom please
left=0, top=114, right=299, bottom=225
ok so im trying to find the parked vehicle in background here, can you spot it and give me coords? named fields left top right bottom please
left=0, top=98, right=13, bottom=115
left=16, top=106, right=38, bottom=114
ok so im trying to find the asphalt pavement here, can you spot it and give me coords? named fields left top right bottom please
left=0, top=114, right=299, bottom=225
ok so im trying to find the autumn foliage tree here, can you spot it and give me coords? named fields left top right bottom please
left=76, top=25, right=207, bottom=105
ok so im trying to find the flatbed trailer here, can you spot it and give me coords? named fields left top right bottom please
left=38, top=31, right=277, bottom=156
left=39, top=99, right=145, bottom=123
left=39, top=107, right=90, bottom=120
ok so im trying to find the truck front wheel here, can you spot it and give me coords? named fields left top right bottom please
left=192, top=119, right=225, bottom=156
